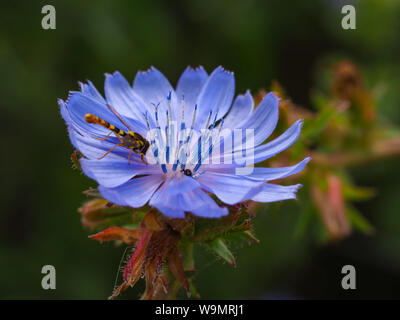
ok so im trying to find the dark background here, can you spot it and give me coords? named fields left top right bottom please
left=1, top=0, right=400, bottom=299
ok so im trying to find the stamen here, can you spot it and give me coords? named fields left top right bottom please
left=173, top=95, right=186, bottom=171
left=144, top=111, right=159, bottom=163
left=194, top=138, right=202, bottom=171
left=199, top=110, right=213, bottom=156
left=195, top=108, right=218, bottom=165
left=180, top=104, right=197, bottom=170
left=205, top=110, right=213, bottom=130
left=165, top=109, right=170, bottom=164
left=167, top=91, right=173, bottom=123
left=152, top=102, right=167, bottom=174
left=161, top=164, right=168, bottom=174
left=194, top=119, right=224, bottom=172
left=211, top=109, right=219, bottom=129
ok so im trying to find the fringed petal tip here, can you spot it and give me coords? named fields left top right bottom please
left=137, top=66, right=158, bottom=75
left=185, top=65, right=206, bottom=73
left=57, top=98, right=65, bottom=106
left=215, top=65, right=234, bottom=76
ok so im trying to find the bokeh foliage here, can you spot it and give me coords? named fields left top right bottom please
left=1, top=0, right=400, bottom=299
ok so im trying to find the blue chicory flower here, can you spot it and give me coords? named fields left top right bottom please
left=59, top=66, right=309, bottom=218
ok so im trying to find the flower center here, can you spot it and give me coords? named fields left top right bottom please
left=143, top=92, right=224, bottom=176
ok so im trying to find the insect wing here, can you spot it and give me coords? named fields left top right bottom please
left=106, top=103, right=133, bottom=132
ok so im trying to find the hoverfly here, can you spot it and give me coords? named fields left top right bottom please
left=84, top=104, right=150, bottom=165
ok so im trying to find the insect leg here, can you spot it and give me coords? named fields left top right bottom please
left=95, top=132, right=113, bottom=141
left=115, top=134, right=123, bottom=143
left=128, top=149, right=133, bottom=166
left=140, top=153, right=147, bottom=165
left=98, top=143, right=123, bottom=160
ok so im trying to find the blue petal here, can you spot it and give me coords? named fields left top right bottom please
left=133, top=66, right=179, bottom=122
left=246, top=157, right=311, bottom=181
left=61, top=81, right=105, bottom=132
left=197, top=171, right=264, bottom=205
left=66, top=92, right=147, bottom=138
left=179, top=188, right=229, bottom=218
left=59, top=98, right=73, bottom=128
left=195, top=66, right=235, bottom=129
left=165, top=175, right=201, bottom=195
left=233, top=120, right=303, bottom=165
left=105, top=71, right=150, bottom=126
left=175, top=66, right=208, bottom=125
left=222, top=90, right=254, bottom=129
left=66, top=92, right=127, bottom=137
left=149, top=182, right=228, bottom=218
left=68, top=128, right=128, bottom=160
left=240, top=92, right=279, bottom=146
left=200, top=157, right=310, bottom=180
left=151, top=204, right=186, bottom=219
left=80, top=158, right=160, bottom=188
left=251, top=183, right=302, bottom=202
left=79, top=80, right=106, bottom=103
left=99, top=175, right=164, bottom=207
left=198, top=163, right=238, bottom=173
left=148, top=181, right=186, bottom=218
left=224, top=92, right=279, bottom=154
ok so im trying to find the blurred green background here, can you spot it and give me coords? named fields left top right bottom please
left=1, top=0, right=400, bottom=299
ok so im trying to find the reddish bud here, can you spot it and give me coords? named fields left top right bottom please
left=89, top=227, right=140, bottom=244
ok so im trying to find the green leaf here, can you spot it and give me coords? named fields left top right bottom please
left=347, top=205, right=374, bottom=235
left=302, top=107, right=337, bottom=141
left=188, top=279, right=201, bottom=299
left=179, top=241, right=195, bottom=271
left=191, top=207, right=245, bottom=242
left=223, top=230, right=259, bottom=245
left=207, top=238, right=236, bottom=267
left=342, top=183, right=375, bottom=201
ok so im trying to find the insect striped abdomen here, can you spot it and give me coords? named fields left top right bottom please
left=84, top=113, right=126, bottom=136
